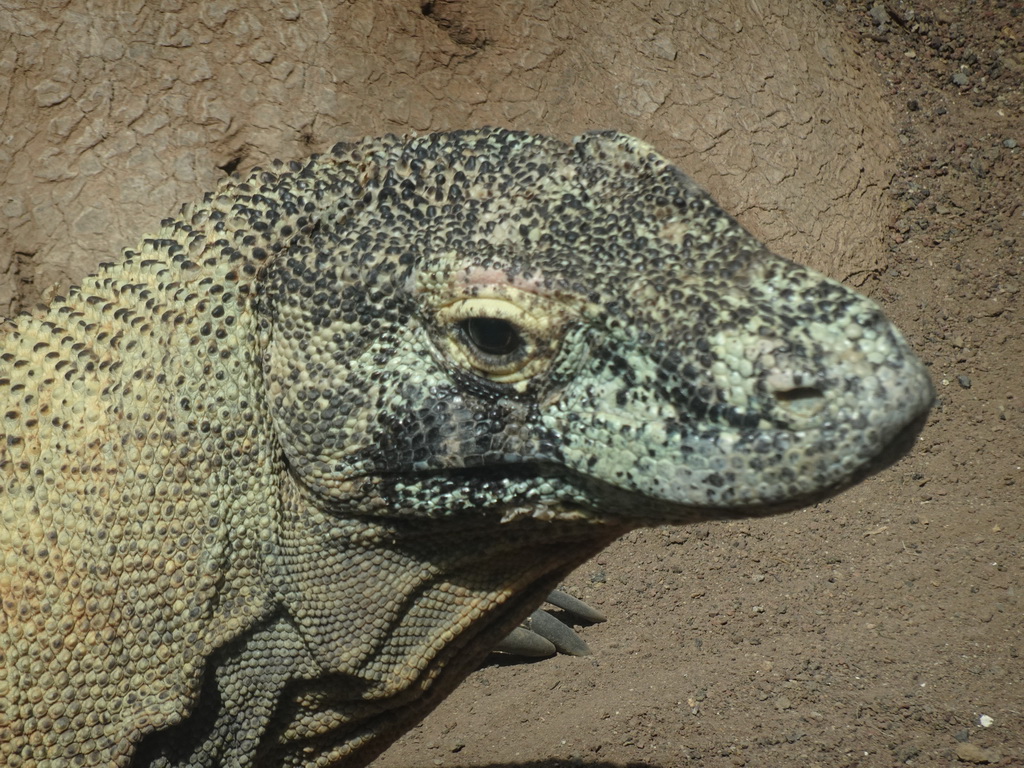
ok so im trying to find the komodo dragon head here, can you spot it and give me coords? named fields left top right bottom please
left=0, top=129, right=932, bottom=767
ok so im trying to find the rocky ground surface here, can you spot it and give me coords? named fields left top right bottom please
left=377, top=2, right=1023, bottom=767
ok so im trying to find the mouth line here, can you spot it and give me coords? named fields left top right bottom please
left=362, top=405, right=931, bottom=522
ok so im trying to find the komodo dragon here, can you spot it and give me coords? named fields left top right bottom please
left=0, top=128, right=933, bottom=767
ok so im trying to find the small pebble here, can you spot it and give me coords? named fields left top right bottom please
left=957, top=374, right=972, bottom=389
left=1004, top=139, right=1018, bottom=149
left=869, top=3, right=891, bottom=25
left=955, top=742, right=1001, bottom=763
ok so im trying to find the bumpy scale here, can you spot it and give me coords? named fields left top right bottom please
left=0, top=129, right=933, bottom=767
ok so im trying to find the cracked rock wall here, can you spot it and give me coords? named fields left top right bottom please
left=0, top=0, right=895, bottom=317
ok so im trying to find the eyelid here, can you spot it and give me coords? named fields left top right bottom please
left=439, top=297, right=542, bottom=326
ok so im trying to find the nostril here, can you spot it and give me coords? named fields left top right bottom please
left=765, top=371, right=827, bottom=417
left=774, top=386, right=826, bottom=416
left=775, top=386, right=825, bottom=404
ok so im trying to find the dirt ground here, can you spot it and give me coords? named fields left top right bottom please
left=0, top=0, right=901, bottom=313
left=376, top=3, right=1024, bottom=768
left=1, top=1, right=1021, bottom=767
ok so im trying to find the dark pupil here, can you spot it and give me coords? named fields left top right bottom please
left=462, top=317, right=521, bottom=356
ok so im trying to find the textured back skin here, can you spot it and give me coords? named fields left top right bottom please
left=0, top=129, right=932, bottom=767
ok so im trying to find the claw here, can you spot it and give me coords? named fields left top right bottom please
left=492, top=625, right=557, bottom=657
left=526, top=608, right=592, bottom=656
left=544, top=588, right=607, bottom=623
left=492, top=589, right=604, bottom=658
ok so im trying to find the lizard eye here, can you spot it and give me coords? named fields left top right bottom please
left=460, top=317, right=523, bottom=357
left=436, top=296, right=555, bottom=385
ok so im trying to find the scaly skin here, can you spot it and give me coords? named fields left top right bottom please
left=0, top=129, right=933, bottom=767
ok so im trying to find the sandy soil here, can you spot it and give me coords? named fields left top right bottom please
left=376, top=2, right=1024, bottom=767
